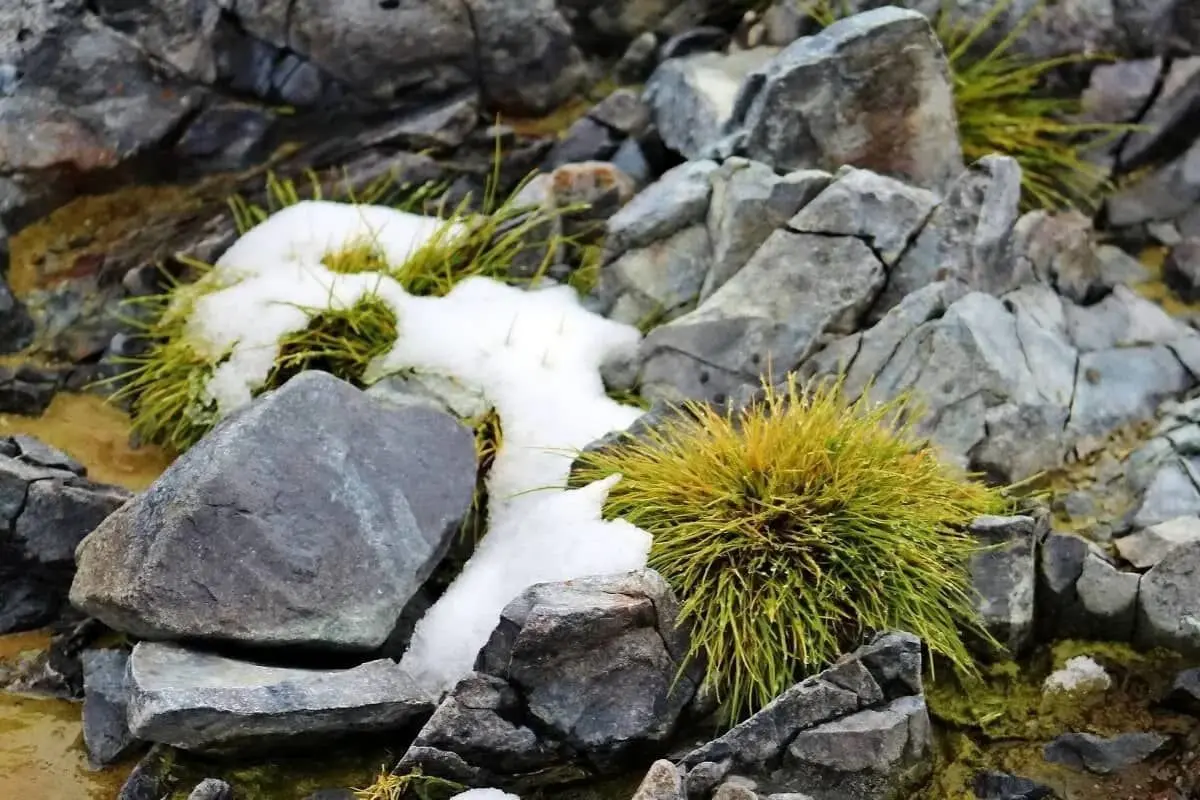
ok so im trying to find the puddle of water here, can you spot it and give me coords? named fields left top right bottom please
left=0, top=392, right=173, bottom=491
left=0, top=632, right=133, bottom=800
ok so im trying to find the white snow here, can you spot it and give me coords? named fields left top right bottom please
left=182, top=198, right=652, bottom=696
left=1043, top=656, right=1112, bottom=695
left=451, top=790, right=520, bottom=800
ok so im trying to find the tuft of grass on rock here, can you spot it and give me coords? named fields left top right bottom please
left=574, top=374, right=1011, bottom=721
left=353, top=767, right=464, bottom=800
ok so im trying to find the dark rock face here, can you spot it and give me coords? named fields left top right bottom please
left=972, top=770, right=1058, bottom=800
left=70, top=371, right=477, bottom=654
left=968, top=515, right=1042, bottom=658
left=81, top=648, right=141, bottom=767
left=400, top=570, right=699, bottom=788
left=0, top=444, right=129, bottom=634
left=676, top=632, right=931, bottom=800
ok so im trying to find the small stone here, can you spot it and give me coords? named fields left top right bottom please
left=187, top=779, right=234, bottom=800
left=1043, top=732, right=1169, bottom=775
left=711, top=779, right=757, bottom=800
left=1043, top=656, right=1112, bottom=695
left=1072, top=552, right=1140, bottom=641
left=587, top=88, right=652, bottom=138
left=972, top=770, right=1057, bottom=800
left=1165, top=668, right=1200, bottom=716
left=604, top=160, right=718, bottom=261
left=614, top=32, right=659, bottom=84
left=633, top=760, right=684, bottom=800
left=1165, top=239, right=1200, bottom=303
left=684, top=760, right=732, bottom=799
left=1116, top=516, right=1200, bottom=568
left=1136, top=540, right=1200, bottom=655
left=544, top=117, right=620, bottom=168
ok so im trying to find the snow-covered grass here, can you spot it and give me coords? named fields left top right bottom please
left=122, top=192, right=653, bottom=696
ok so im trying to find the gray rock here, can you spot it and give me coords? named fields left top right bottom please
left=1116, top=516, right=1200, bottom=568
left=605, top=160, right=719, bottom=261
left=1106, top=138, right=1200, bottom=227
left=70, top=371, right=477, bottom=653
left=1094, top=244, right=1152, bottom=287
left=778, top=695, right=932, bottom=799
left=405, top=570, right=696, bottom=782
left=173, top=101, right=275, bottom=171
left=1132, top=457, right=1200, bottom=528
left=876, top=156, right=1024, bottom=317
left=634, top=760, right=686, bottom=800
left=1036, top=533, right=1089, bottom=641
left=732, top=7, right=962, bottom=192
left=1063, top=285, right=1194, bottom=352
left=968, top=515, right=1039, bottom=657
left=126, top=641, right=435, bottom=753
left=1043, top=732, right=1169, bottom=775
left=788, top=167, right=939, bottom=266
left=703, top=160, right=832, bottom=300
left=639, top=231, right=885, bottom=404
left=1165, top=239, right=1200, bottom=303
left=1065, top=346, right=1192, bottom=449
left=544, top=117, right=620, bottom=169
left=588, top=88, right=652, bottom=138
left=599, top=224, right=712, bottom=326
left=1016, top=210, right=1106, bottom=305
left=644, top=49, right=780, bottom=160
left=1165, top=668, right=1200, bottom=715
left=1072, top=552, right=1140, bottom=642
left=971, top=770, right=1057, bottom=800
left=1136, top=540, right=1200, bottom=655
left=853, top=631, right=924, bottom=700
left=9, top=435, right=84, bottom=475
left=81, top=649, right=139, bottom=767
left=1120, top=57, right=1200, bottom=168
left=712, top=778, right=757, bottom=800
left=187, top=779, right=233, bottom=800
left=614, top=32, right=660, bottom=84
left=685, top=760, right=733, bottom=800
left=1081, top=58, right=1164, bottom=125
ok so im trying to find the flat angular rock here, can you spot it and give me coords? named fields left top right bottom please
left=1036, top=533, right=1088, bottom=640
left=731, top=7, right=962, bottom=191
left=1105, top=139, right=1200, bottom=227
left=640, top=230, right=885, bottom=404
left=599, top=224, right=712, bottom=325
left=1116, top=516, right=1200, bottom=569
left=1133, top=457, right=1200, bottom=529
left=968, top=515, right=1038, bottom=657
left=644, top=49, right=780, bottom=160
left=1071, top=552, right=1141, bottom=642
left=70, top=371, right=476, bottom=653
left=126, top=641, right=435, bottom=754
left=1165, top=239, right=1200, bottom=303
left=605, top=160, right=719, bottom=261
left=1136, top=540, right=1200, bottom=655
left=82, top=649, right=139, bottom=767
left=1065, top=346, right=1193, bottom=448
left=1043, top=732, right=1168, bottom=775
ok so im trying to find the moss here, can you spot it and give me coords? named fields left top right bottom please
left=503, top=78, right=625, bottom=139
left=163, top=747, right=401, bottom=800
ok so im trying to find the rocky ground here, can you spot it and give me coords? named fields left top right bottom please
left=2, top=1, right=1200, bottom=799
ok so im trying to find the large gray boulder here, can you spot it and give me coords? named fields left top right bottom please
left=1136, top=540, right=1200, bottom=655
left=677, top=632, right=930, bottom=800
left=70, top=371, right=476, bottom=653
left=400, top=570, right=698, bottom=786
left=126, top=641, right=435, bottom=753
left=729, top=7, right=963, bottom=192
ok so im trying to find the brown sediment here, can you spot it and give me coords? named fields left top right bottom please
left=0, top=393, right=173, bottom=490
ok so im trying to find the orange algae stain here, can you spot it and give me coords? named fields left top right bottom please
left=0, top=393, right=173, bottom=491
left=0, top=632, right=132, bottom=800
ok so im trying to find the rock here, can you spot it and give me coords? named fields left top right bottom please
left=81, top=649, right=139, bottom=767
left=644, top=49, right=779, bottom=160
left=1120, top=57, right=1200, bottom=169
left=545, top=117, right=621, bottom=169
left=359, top=93, right=481, bottom=152
left=614, top=32, right=660, bottom=84
left=1132, top=457, right=1200, bottom=529
left=1043, top=732, right=1169, bottom=775
left=1136, top=540, right=1200, bottom=655
left=684, top=760, right=733, bottom=799
left=711, top=779, right=757, bottom=800
left=1106, top=139, right=1200, bottom=227
left=731, top=7, right=962, bottom=192
left=1043, top=656, right=1112, bottom=695
left=403, top=570, right=697, bottom=783
left=588, top=89, right=652, bottom=139
left=1165, top=668, right=1200, bottom=715
left=70, top=371, right=477, bottom=653
left=555, top=0, right=675, bottom=47
left=1116, top=516, right=1200, bottom=568
left=788, top=166, right=939, bottom=266
left=174, top=102, right=275, bottom=172
left=0, top=238, right=33, bottom=353
left=780, top=695, right=932, bottom=799
left=187, top=779, right=233, bottom=800
left=1036, top=533, right=1089, bottom=641
left=604, top=160, right=719, bottom=261
left=972, top=770, right=1057, bottom=800
left=0, top=454, right=129, bottom=634
left=1070, top=552, right=1140, bottom=642
left=875, top=156, right=1023, bottom=316
left=1081, top=58, right=1164, bottom=126
left=703, top=160, right=831, bottom=300
left=598, top=224, right=711, bottom=326
left=116, top=744, right=174, bottom=800
left=660, top=27, right=732, bottom=61
left=610, top=139, right=653, bottom=189
left=1063, top=285, right=1194, bottom=352
left=1165, top=239, right=1200, bottom=303
left=968, top=515, right=1039, bottom=657
left=633, top=760, right=686, bottom=800
left=1094, top=244, right=1152, bottom=287
left=1017, top=210, right=1106, bottom=305
left=639, top=230, right=886, bottom=404
left=126, top=641, right=435, bottom=754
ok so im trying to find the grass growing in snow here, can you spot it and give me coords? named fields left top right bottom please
left=574, top=375, right=1012, bottom=721
left=806, top=0, right=1134, bottom=212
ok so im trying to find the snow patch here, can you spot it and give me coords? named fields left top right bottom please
left=183, top=199, right=652, bottom=696
left=452, top=790, right=521, bottom=800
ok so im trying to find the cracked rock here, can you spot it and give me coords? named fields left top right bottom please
left=730, top=7, right=962, bottom=191
left=81, top=648, right=139, bottom=767
left=402, top=570, right=697, bottom=786
left=968, top=515, right=1040, bottom=657
left=69, top=371, right=477, bottom=653
left=126, top=641, right=435, bottom=754
left=1036, top=532, right=1089, bottom=641
left=1116, top=516, right=1200, bottom=569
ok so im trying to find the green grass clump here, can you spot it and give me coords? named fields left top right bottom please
left=574, top=374, right=1011, bottom=721
left=353, top=767, right=464, bottom=800
left=806, top=0, right=1134, bottom=212
left=266, top=293, right=400, bottom=389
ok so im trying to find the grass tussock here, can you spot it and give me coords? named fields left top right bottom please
left=807, top=0, right=1135, bottom=212
left=108, top=150, right=576, bottom=451
left=574, top=375, right=1011, bottom=721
